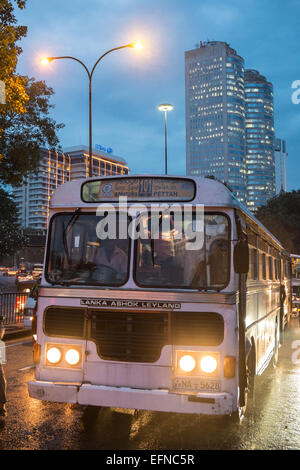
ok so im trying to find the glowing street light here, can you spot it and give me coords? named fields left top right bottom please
left=158, top=103, right=174, bottom=175
left=40, top=42, right=143, bottom=177
left=131, top=41, right=143, bottom=50
left=40, top=57, right=51, bottom=65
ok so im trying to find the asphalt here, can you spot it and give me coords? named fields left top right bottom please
left=3, top=326, right=32, bottom=341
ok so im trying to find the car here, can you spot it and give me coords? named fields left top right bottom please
left=23, top=281, right=39, bottom=334
left=2, top=270, right=8, bottom=277
left=8, top=267, right=18, bottom=276
left=31, top=264, right=43, bottom=280
left=16, top=272, right=33, bottom=283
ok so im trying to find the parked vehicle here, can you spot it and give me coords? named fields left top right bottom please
left=23, top=281, right=39, bottom=333
left=31, top=264, right=43, bottom=280
left=28, top=175, right=292, bottom=421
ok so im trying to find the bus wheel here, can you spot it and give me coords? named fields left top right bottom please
left=230, top=346, right=255, bottom=423
left=272, top=321, right=280, bottom=368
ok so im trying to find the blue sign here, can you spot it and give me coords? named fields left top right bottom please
left=95, top=144, right=113, bottom=154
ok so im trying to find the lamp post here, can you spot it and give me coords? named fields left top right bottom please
left=158, top=104, right=173, bottom=175
left=41, top=42, right=143, bottom=177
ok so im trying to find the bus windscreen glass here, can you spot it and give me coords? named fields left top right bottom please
left=81, top=177, right=195, bottom=202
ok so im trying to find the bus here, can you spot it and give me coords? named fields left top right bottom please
left=28, top=175, right=292, bottom=420
left=291, top=254, right=300, bottom=316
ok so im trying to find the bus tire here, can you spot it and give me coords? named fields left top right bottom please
left=230, top=345, right=255, bottom=423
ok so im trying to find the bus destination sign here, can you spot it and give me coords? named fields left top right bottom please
left=82, top=177, right=195, bottom=202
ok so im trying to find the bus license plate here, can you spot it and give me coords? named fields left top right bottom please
left=172, top=378, right=221, bottom=393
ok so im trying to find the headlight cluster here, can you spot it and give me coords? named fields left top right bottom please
left=46, top=345, right=82, bottom=367
left=177, top=352, right=219, bottom=375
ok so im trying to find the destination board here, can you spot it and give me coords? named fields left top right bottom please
left=82, top=177, right=195, bottom=202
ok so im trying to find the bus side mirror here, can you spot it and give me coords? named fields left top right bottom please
left=234, top=240, right=249, bottom=274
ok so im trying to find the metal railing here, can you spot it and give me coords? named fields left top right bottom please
left=0, top=292, right=29, bottom=325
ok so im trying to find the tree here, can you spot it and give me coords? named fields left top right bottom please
left=255, top=190, right=300, bottom=253
left=0, top=0, right=28, bottom=115
left=0, top=78, right=64, bottom=186
left=0, top=186, right=25, bottom=257
left=0, top=0, right=64, bottom=186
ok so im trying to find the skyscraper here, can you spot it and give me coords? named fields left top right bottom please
left=245, top=70, right=275, bottom=211
left=185, top=41, right=246, bottom=203
left=274, top=138, right=288, bottom=194
left=14, top=146, right=129, bottom=231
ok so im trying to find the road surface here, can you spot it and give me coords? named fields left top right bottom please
left=0, top=319, right=299, bottom=450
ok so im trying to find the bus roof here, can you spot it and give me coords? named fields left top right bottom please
left=49, top=175, right=286, bottom=251
left=50, top=175, right=238, bottom=208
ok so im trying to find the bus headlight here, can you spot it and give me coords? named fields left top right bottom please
left=65, top=348, right=81, bottom=366
left=46, top=347, right=62, bottom=364
left=179, top=355, right=196, bottom=372
left=200, top=355, right=218, bottom=374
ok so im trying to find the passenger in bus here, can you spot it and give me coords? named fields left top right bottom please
left=183, top=249, right=207, bottom=287
left=95, top=239, right=128, bottom=280
left=209, top=238, right=228, bottom=286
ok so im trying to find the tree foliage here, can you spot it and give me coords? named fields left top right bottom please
left=0, top=0, right=64, bottom=186
left=0, top=78, right=64, bottom=185
left=0, top=186, right=25, bottom=256
left=255, top=190, right=300, bottom=253
left=0, top=0, right=28, bottom=114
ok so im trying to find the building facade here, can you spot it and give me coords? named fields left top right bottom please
left=274, top=138, right=288, bottom=194
left=64, top=146, right=129, bottom=180
left=185, top=41, right=247, bottom=203
left=245, top=69, right=275, bottom=211
left=14, top=148, right=71, bottom=231
left=14, top=146, right=129, bottom=231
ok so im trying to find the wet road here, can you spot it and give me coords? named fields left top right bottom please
left=0, top=319, right=300, bottom=450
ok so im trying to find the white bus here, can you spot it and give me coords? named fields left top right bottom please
left=291, top=254, right=300, bottom=315
left=28, top=176, right=292, bottom=420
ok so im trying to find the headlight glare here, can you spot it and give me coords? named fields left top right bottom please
left=200, top=355, right=218, bottom=374
left=65, top=348, right=81, bottom=366
left=179, top=354, right=196, bottom=372
left=46, top=347, right=62, bottom=364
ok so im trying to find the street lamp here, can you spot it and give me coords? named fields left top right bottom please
left=158, top=103, right=173, bottom=175
left=41, top=41, right=143, bottom=177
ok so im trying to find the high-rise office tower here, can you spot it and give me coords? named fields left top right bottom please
left=274, top=138, right=288, bottom=194
left=245, top=70, right=275, bottom=211
left=185, top=41, right=246, bottom=203
left=14, top=146, right=129, bottom=231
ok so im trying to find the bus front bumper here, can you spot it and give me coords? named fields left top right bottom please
left=28, top=380, right=234, bottom=415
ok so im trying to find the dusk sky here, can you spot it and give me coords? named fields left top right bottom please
left=16, top=0, right=300, bottom=190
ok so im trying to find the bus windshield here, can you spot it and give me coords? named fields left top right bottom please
left=135, top=213, right=230, bottom=290
left=46, top=213, right=130, bottom=286
left=46, top=212, right=229, bottom=290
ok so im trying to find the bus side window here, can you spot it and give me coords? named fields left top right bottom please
left=249, top=248, right=258, bottom=280
left=269, top=256, right=273, bottom=280
left=261, top=253, right=266, bottom=280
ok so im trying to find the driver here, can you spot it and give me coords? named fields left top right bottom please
left=95, top=239, right=127, bottom=276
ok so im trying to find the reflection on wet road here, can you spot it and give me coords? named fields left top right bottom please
left=0, top=319, right=300, bottom=449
